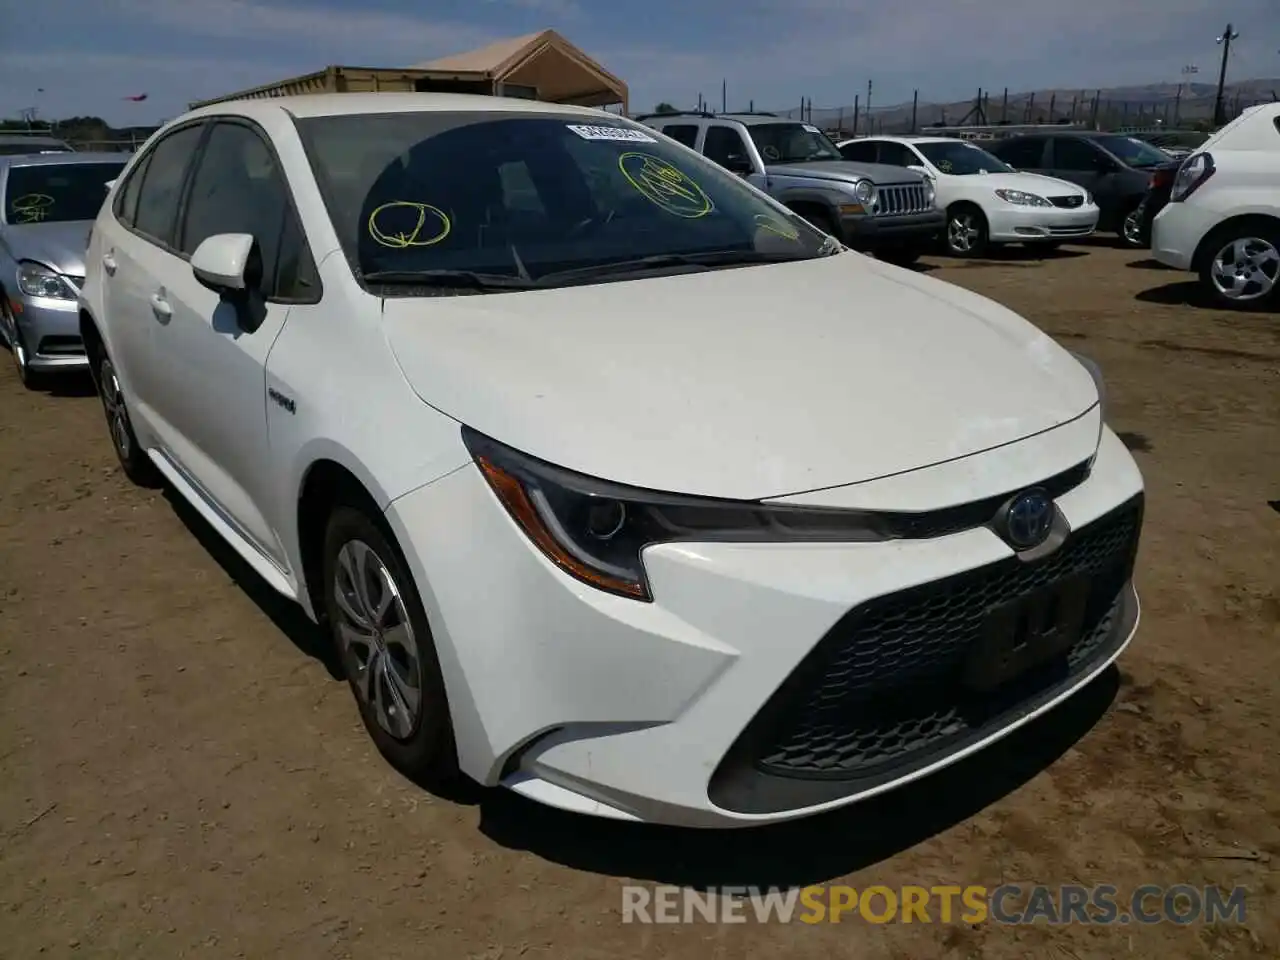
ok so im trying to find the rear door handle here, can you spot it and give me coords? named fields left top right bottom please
left=149, top=292, right=172, bottom=323
left=101, top=252, right=117, bottom=275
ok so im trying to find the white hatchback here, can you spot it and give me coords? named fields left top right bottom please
left=838, top=136, right=1099, bottom=256
left=79, top=93, right=1144, bottom=828
left=1152, top=102, right=1280, bottom=308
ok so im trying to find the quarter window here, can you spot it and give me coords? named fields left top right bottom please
left=1052, top=138, right=1101, bottom=171
left=662, top=125, right=699, bottom=148
left=703, top=126, right=750, bottom=167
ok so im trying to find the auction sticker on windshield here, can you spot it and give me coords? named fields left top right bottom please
left=567, top=124, right=657, bottom=143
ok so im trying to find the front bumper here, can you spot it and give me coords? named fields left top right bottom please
left=385, top=425, right=1143, bottom=828
left=840, top=209, right=945, bottom=247
left=985, top=203, right=1100, bottom=243
left=9, top=293, right=87, bottom=371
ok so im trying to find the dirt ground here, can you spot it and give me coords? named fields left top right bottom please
left=1, top=242, right=1278, bottom=959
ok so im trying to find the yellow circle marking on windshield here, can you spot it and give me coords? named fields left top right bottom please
left=11, top=193, right=54, bottom=223
left=754, top=214, right=800, bottom=241
left=368, top=201, right=451, bottom=249
left=617, top=153, right=713, bottom=218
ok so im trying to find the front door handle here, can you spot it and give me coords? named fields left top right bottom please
left=101, top=252, right=117, bottom=275
left=149, top=292, right=172, bottom=323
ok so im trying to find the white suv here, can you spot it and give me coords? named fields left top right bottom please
left=1151, top=102, right=1280, bottom=308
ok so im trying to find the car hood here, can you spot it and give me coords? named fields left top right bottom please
left=765, top=160, right=923, bottom=186
left=1, top=220, right=92, bottom=277
left=382, top=254, right=1099, bottom=500
left=950, top=171, right=1087, bottom=196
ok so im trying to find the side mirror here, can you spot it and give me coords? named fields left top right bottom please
left=907, top=164, right=934, bottom=180
left=191, top=233, right=256, bottom=295
left=723, top=154, right=754, bottom=176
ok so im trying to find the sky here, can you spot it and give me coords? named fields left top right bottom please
left=2, top=0, right=1278, bottom=125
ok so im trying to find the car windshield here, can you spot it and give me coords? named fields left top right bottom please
left=915, top=140, right=1013, bottom=175
left=3, top=161, right=124, bottom=224
left=1092, top=135, right=1173, bottom=169
left=295, top=111, right=832, bottom=292
left=745, top=122, right=844, bottom=164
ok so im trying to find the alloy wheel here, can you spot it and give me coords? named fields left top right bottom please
left=948, top=213, right=979, bottom=254
left=332, top=539, right=424, bottom=740
left=1209, top=236, right=1279, bottom=302
left=98, top=357, right=132, bottom=460
left=1122, top=209, right=1144, bottom=247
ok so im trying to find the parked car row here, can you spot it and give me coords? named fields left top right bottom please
left=0, top=152, right=129, bottom=385
left=6, top=92, right=1146, bottom=829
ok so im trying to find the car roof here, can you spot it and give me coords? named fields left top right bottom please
left=713, top=114, right=802, bottom=127
left=180, top=92, right=616, bottom=123
left=0, top=152, right=130, bottom=170
left=0, top=134, right=69, bottom=146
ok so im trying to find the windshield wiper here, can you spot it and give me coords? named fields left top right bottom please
left=361, top=269, right=535, bottom=290
left=537, top=250, right=803, bottom=285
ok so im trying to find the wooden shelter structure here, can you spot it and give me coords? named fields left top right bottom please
left=189, top=30, right=628, bottom=111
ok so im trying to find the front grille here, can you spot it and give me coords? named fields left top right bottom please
left=1048, top=225, right=1094, bottom=237
left=711, top=495, right=1142, bottom=809
left=36, top=335, right=85, bottom=356
left=1049, top=195, right=1084, bottom=209
left=875, top=183, right=931, bottom=216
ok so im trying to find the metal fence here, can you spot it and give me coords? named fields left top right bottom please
left=650, top=85, right=1275, bottom=140
left=0, top=128, right=153, bottom=152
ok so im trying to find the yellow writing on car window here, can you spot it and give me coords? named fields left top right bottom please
left=754, top=214, right=800, bottom=241
left=618, top=153, right=713, bottom=219
left=368, top=201, right=451, bottom=249
left=11, top=193, right=54, bottom=223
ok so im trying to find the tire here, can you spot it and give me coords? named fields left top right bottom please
left=878, top=246, right=921, bottom=267
left=94, top=351, right=161, bottom=486
left=321, top=504, right=459, bottom=786
left=1120, top=204, right=1146, bottom=249
left=2, top=301, right=47, bottom=391
left=945, top=204, right=989, bottom=257
left=1198, top=221, right=1280, bottom=310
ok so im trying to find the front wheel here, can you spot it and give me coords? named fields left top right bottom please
left=1199, top=226, right=1280, bottom=309
left=945, top=205, right=989, bottom=257
left=1121, top=205, right=1146, bottom=248
left=322, top=505, right=459, bottom=786
left=3, top=303, right=45, bottom=391
left=95, top=353, right=161, bottom=486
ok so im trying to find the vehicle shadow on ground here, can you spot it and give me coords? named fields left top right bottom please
left=42, top=373, right=97, bottom=398
left=161, top=487, right=344, bottom=681
left=474, top=668, right=1120, bottom=888
left=945, top=245, right=1089, bottom=268
left=1125, top=258, right=1174, bottom=271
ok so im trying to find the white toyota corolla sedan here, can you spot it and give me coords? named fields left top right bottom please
left=79, top=93, right=1144, bottom=828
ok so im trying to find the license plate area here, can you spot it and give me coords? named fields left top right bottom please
left=962, top=575, right=1091, bottom=693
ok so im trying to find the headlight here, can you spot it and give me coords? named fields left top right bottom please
left=16, top=261, right=76, bottom=300
left=852, top=179, right=876, bottom=206
left=1070, top=351, right=1107, bottom=425
left=994, top=189, right=1051, bottom=207
left=923, top=179, right=936, bottom=206
left=463, top=427, right=892, bottom=601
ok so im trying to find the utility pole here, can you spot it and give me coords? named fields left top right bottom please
left=1214, top=24, right=1239, bottom=126
left=1176, top=64, right=1198, bottom=126
left=866, top=80, right=873, bottom=130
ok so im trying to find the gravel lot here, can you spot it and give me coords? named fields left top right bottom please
left=1, top=242, right=1277, bottom=959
